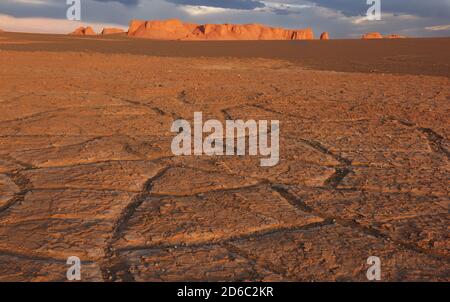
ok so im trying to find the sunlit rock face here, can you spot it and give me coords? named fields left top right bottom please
left=362, top=32, right=383, bottom=39
left=70, top=26, right=96, bottom=36
left=385, top=34, right=406, bottom=39
left=320, top=32, right=330, bottom=40
left=101, top=28, right=125, bottom=35
left=127, top=19, right=314, bottom=41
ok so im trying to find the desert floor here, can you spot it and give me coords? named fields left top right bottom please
left=0, top=32, right=449, bottom=281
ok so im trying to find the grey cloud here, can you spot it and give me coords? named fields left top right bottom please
left=165, top=0, right=265, bottom=10
left=310, top=0, right=450, bottom=18
left=91, top=0, right=139, bottom=6
left=0, top=0, right=65, bottom=19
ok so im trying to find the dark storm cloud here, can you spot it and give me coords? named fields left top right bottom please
left=311, top=0, right=450, bottom=18
left=0, top=0, right=65, bottom=19
left=165, top=0, right=265, bottom=10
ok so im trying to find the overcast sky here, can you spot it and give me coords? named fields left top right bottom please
left=0, top=0, right=449, bottom=37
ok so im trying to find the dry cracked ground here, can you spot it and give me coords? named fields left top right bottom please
left=0, top=35, right=449, bottom=281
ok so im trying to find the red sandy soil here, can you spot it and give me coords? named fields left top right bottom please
left=0, top=31, right=449, bottom=281
left=1, top=32, right=449, bottom=77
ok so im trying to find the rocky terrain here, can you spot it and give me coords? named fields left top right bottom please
left=0, top=32, right=448, bottom=281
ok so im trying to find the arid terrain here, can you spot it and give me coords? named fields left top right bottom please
left=0, top=32, right=449, bottom=281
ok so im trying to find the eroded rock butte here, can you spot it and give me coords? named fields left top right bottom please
left=70, top=26, right=96, bottom=36
left=101, top=28, right=125, bottom=35
left=127, top=19, right=314, bottom=40
left=385, top=34, right=406, bottom=39
left=320, top=32, right=330, bottom=40
left=362, top=32, right=383, bottom=39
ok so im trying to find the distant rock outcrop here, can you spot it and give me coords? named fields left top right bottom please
left=127, top=19, right=314, bottom=40
left=320, top=32, right=329, bottom=40
left=362, top=32, right=406, bottom=39
left=128, top=20, right=145, bottom=36
left=362, top=32, right=383, bottom=39
left=385, top=34, right=405, bottom=39
left=101, top=28, right=125, bottom=35
left=128, top=19, right=195, bottom=40
left=70, top=26, right=96, bottom=36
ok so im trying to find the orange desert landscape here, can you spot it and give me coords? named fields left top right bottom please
left=0, top=19, right=449, bottom=282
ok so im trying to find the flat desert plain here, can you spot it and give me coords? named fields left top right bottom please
left=0, top=32, right=449, bottom=281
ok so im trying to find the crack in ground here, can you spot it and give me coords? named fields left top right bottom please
left=221, top=108, right=233, bottom=120
left=271, top=184, right=450, bottom=264
left=100, top=167, right=170, bottom=282
left=110, top=220, right=332, bottom=281
left=115, top=220, right=332, bottom=254
left=9, top=156, right=174, bottom=172
left=298, top=138, right=352, bottom=166
left=296, top=138, right=353, bottom=188
left=221, top=242, right=280, bottom=281
left=387, top=117, right=450, bottom=160
left=0, top=172, right=31, bottom=218
left=297, top=138, right=353, bottom=188
left=0, top=108, right=65, bottom=125
left=5, top=136, right=106, bottom=156
left=1, top=154, right=37, bottom=171
left=323, top=167, right=352, bottom=188
left=417, top=127, right=450, bottom=160
left=177, top=90, right=191, bottom=104
left=0, top=248, right=96, bottom=264
left=220, top=219, right=335, bottom=280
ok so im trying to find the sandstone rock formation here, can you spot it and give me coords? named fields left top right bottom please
left=70, top=26, right=96, bottom=36
left=101, top=28, right=125, bottom=35
left=128, top=20, right=145, bottom=36
left=362, top=32, right=383, bottom=39
left=128, top=19, right=195, bottom=40
left=127, top=19, right=314, bottom=40
left=320, top=32, right=329, bottom=40
left=385, top=34, right=406, bottom=39
left=362, top=32, right=406, bottom=39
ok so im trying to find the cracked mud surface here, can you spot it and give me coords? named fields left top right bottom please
left=0, top=35, right=449, bottom=281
